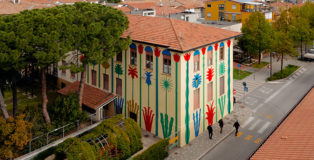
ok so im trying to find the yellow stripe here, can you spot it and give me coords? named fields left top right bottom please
left=254, top=138, right=262, bottom=144
left=169, top=136, right=178, bottom=144
left=236, top=131, right=243, bottom=137
left=245, top=135, right=253, bottom=141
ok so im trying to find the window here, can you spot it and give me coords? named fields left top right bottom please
left=220, top=46, right=224, bottom=60
left=219, top=4, right=224, bottom=10
left=92, top=70, right=96, bottom=86
left=220, top=76, right=224, bottom=95
left=71, top=72, right=75, bottom=79
left=207, top=4, right=211, bottom=8
left=194, top=54, right=200, bottom=72
left=62, top=60, right=66, bottom=75
left=116, top=78, right=122, bottom=96
left=232, top=4, right=236, bottom=9
left=117, top=52, right=122, bottom=62
left=185, top=16, right=189, bottom=21
left=207, top=50, right=213, bottom=66
left=146, top=51, right=153, bottom=69
left=226, top=15, right=230, bottom=20
left=163, top=55, right=171, bottom=74
left=103, top=74, right=109, bottom=91
left=208, top=82, right=213, bottom=102
left=130, top=48, right=137, bottom=65
left=232, top=14, right=236, bottom=21
left=194, top=88, right=200, bottom=110
left=207, top=12, right=211, bottom=18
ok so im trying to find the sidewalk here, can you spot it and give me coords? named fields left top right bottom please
left=166, top=103, right=253, bottom=160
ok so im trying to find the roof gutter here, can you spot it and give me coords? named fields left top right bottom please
left=95, top=95, right=117, bottom=110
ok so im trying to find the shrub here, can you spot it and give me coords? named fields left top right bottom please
left=32, top=146, right=56, bottom=160
left=55, top=137, right=96, bottom=160
left=133, top=139, right=169, bottom=160
left=267, top=65, right=299, bottom=81
left=49, top=93, right=88, bottom=127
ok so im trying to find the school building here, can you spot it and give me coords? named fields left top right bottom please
left=57, top=14, right=241, bottom=146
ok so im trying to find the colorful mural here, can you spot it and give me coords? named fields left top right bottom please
left=154, top=47, right=161, bottom=136
left=128, top=66, right=138, bottom=100
left=227, top=40, right=232, bottom=114
left=124, top=50, right=127, bottom=118
left=219, top=62, right=225, bottom=76
left=193, top=108, right=201, bottom=137
left=143, top=71, right=154, bottom=132
left=160, top=78, right=174, bottom=138
left=127, top=99, right=139, bottom=121
left=174, top=54, right=180, bottom=137
left=192, top=74, right=202, bottom=88
left=214, top=43, right=219, bottom=122
left=202, top=47, right=206, bottom=132
left=114, top=97, right=124, bottom=114
left=207, top=67, right=214, bottom=82
left=218, top=95, right=226, bottom=118
left=138, top=45, right=144, bottom=127
left=206, top=101, right=215, bottom=126
left=184, top=53, right=191, bottom=144
left=111, top=58, right=114, bottom=93
left=115, top=64, right=123, bottom=78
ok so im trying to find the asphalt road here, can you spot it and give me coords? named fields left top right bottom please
left=201, top=62, right=314, bottom=160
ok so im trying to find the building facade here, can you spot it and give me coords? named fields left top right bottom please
left=57, top=15, right=240, bottom=146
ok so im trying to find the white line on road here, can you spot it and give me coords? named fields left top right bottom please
left=241, top=116, right=254, bottom=128
left=253, top=103, right=264, bottom=112
left=257, top=121, right=271, bottom=134
left=264, top=80, right=293, bottom=104
left=248, top=119, right=261, bottom=131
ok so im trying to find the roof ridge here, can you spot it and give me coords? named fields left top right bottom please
left=169, top=18, right=184, bottom=52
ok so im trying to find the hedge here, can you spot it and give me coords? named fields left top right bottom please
left=267, top=64, right=299, bottom=81
left=133, top=139, right=169, bottom=160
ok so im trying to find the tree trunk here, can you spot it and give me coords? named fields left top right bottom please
left=281, top=52, right=284, bottom=73
left=300, top=39, right=303, bottom=59
left=41, top=68, right=50, bottom=123
left=258, top=50, right=261, bottom=64
left=78, top=64, right=87, bottom=111
left=0, top=87, right=9, bottom=119
left=12, top=82, right=18, bottom=117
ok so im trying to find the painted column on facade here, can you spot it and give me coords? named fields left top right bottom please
left=173, top=54, right=180, bottom=137
left=154, top=47, right=161, bottom=136
left=214, top=43, right=218, bottom=122
left=201, top=47, right=206, bottom=132
left=227, top=40, right=232, bottom=114
left=218, top=42, right=226, bottom=119
left=138, top=45, right=144, bottom=127
left=184, top=53, right=191, bottom=144
left=124, top=50, right=127, bottom=118
left=111, top=58, right=114, bottom=93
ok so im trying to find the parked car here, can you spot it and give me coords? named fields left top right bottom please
left=304, top=49, right=314, bottom=60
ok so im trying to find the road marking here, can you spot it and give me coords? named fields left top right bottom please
left=241, top=116, right=254, bottom=128
left=264, top=80, right=293, bottom=104
left=245, top=135, right=253, bottom=141
left=248, top=119, right=261, bottom=131
left=266, top=115, right=272, bottom=119
left=295, top=72, right=301, bottom=76
left=258, top=112, right=264, bottom=117
left=236, top=131, right=243, bottom=137
left=254, top=138, right=263, bottom=144
left=257, top=121, right=271, bottom=134
left=253, top=103, right=264, bottom=112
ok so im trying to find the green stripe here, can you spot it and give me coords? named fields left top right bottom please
left=202, top=54, right=205, bottom=132
left=185, top=61, right=190, bottom=144
left=175, top=62, right=178, bottom=137
left=111, top=59, right=114, bottom=93
left=87, top=64, right=89, bottom=83
left=215, top=50, right=218, bottom=122
left=155, top=58, right=159, bottom=136
left=124, top=50, right=127, bottom=119
left=98, top=64, right=100, bottom=88
left=140, top=54, right=142, bottom=127
left=227, top=47, right=231, bottom=113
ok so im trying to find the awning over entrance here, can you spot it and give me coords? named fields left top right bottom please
left=57, top=81, right=116, bottom=110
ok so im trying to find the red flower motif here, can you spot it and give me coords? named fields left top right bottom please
left=214, top=43, right=218, bottom=51
left=184, top=53, right=191, bottom=61
left=128, top=66, right=138, bottom=79
left=201, top=47, right=206, bottom=55
left=79, top=55, right=84, bottom=62
left=206, top=101, right=215, bottom=126
left=154, top=47, right=161, bottom=58
left=227, top=40, right=231, bottom=47
left=173, top=54, right=180, bottom=62
left=206, top=67, right=214, bottom=82
left=138, top=44, right=144, bottom=54
left=143, top=107, right=155, bottom=132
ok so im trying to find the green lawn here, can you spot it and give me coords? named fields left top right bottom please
left=268, top=64, right=300, bottom=81
left=250, top=61, right=269, bottom=69
left=234, top=69, right=252, bottom=80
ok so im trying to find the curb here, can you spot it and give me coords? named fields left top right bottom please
left=267, top=65, right=303, bottom=82
left=197, top=128, right=235, bottom=160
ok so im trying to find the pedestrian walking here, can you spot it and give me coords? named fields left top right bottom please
left=233, top=120, right=240, bottom=136
left=218, top=119, right=224, bottom=134
left=207, top=125, right=213, bottom=139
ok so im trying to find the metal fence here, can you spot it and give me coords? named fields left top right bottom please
left=22, top=113, right=100, bottom=154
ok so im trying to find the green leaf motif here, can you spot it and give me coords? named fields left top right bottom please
left=115, top=64, right=123, bottom=75
left=219, top=62, right=225, bottom=76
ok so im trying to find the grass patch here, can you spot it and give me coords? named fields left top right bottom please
left=234, top=69, right=252, bottom=80
left=267, top=64, right=300, bottom=81
left=250, top=61, right=269, bottom=69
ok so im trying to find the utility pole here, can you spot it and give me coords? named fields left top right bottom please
left=270, top=52, right=274, bottom=77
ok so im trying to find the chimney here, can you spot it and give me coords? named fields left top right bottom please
left=11, top=0, right=20, bottom=4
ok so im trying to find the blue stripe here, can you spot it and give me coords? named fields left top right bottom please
left=162, top=49, right=171, bottom=56
left=130, top=43, right=137, bottom=49
left=220, top=42, right=225, bottom=47
left=207, top=46, right=213, bottom=51
left=145, top=46, right=153, bottom=52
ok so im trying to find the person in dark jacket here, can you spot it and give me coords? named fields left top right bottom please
left=207, top=125, right=213, bottom=139
left=233, top=120, right=240, bottom=136
left=218, top=119, right=224, bottom=133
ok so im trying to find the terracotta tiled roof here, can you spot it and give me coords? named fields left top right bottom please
left=121, top=1, right=181, bottom=16
left=122, top=15, right=241, bottom=52
left=251, top=88, right=314, bottom=160
left=116, top=6, right=131, bottom=12
left=0, top=0, right=54, bottom=15
left=57, top=81, right=116, bottom=110
left=122, top=1, right=157, bottom=10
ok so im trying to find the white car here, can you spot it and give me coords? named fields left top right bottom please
left=304, top=49, right=314, bottom=60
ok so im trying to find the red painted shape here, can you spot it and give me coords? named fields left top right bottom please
left=128, top=66, right=138, bottom=79
left=214, top=43, right=219, bottom=51
left=268, top=64, right=271, bottom=69
left=174, top=54, right=180, bottom=62
left=206, top=101, right=215, bottom=126
left=154, top=47, right=161, bottom=58
left=80, top=55, right=84, bottom=62
left=143, top=107, right=155, bottom=132
left=227, top=40, right=231, bottom=47
left=138, top=44, right=144, bottom=54
left=184, top=53, right=191, bottom=61
left=201, top=47, right=206, bottom=55
left=206, top=67, right=214, bottom=82
left=233, top=89, right=237, bottom=95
